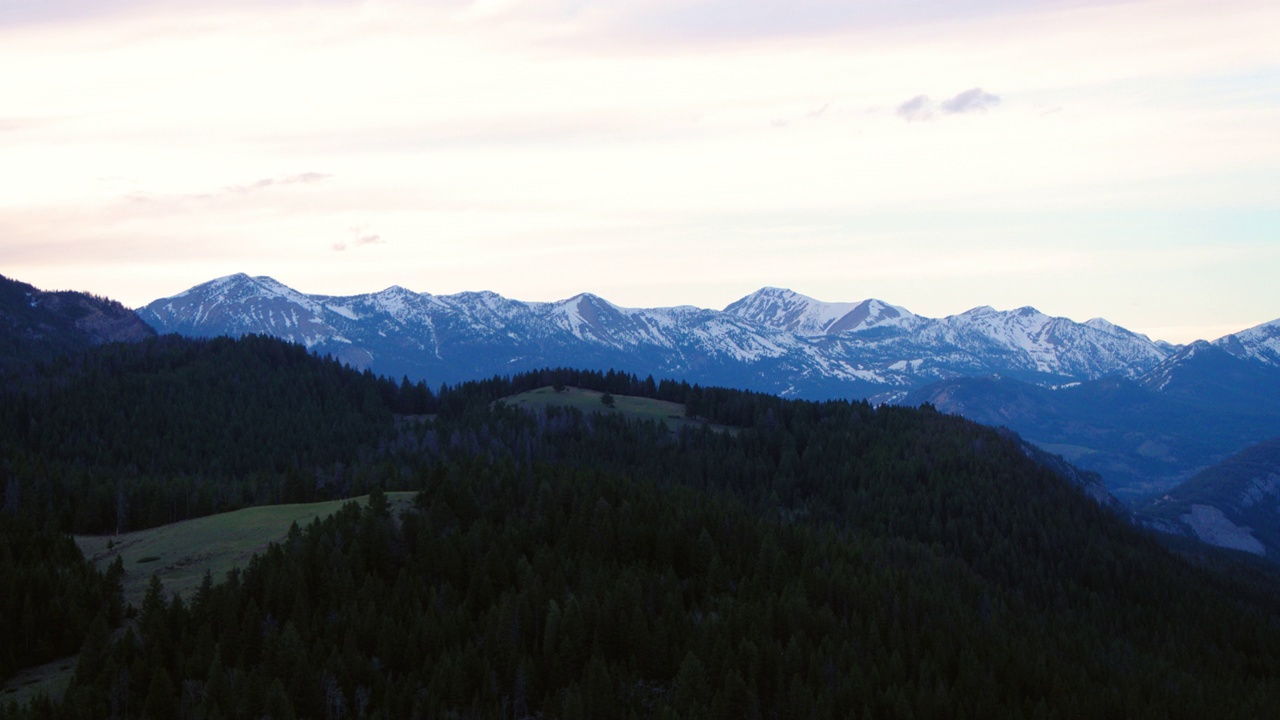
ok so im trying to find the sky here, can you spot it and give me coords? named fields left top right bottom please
left=1, top=0, right=1277, bottom=344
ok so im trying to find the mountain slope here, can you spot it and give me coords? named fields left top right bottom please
left=1136, top=438, right=1280, bottom=557
left=901, top=319, right=1280, bottom=501
left=903, top=372, right=1280, bottom=501
left=1215, top=317, right=1280, bottom=366
left=0, top=274, right=154, bottom=379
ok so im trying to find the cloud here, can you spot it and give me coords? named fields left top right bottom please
left=333, top=230, right=385, bottom=252
left=896, top=95, right=934, bottom=122
left=223, top=172, right=330, bottom=195
left=897, top=89, right=1001, bottom=121
left=940, top=88, right=1000, bottom=114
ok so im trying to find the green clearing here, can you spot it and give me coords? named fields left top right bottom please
left=500, top=385, right=733, bottom=433
left=75, top=492, right=417, bottom=608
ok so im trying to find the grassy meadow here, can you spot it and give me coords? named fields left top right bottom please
left=500, top=385, right=733, bottom=433
left=75, top=492, right=417, bottom=608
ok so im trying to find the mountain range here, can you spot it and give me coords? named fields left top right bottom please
left=138, top=273, right=1192, bottom=394
left=134, top=273, right=1280, bottom=500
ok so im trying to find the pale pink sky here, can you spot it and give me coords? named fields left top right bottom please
left=2, top=0, right=1278, bottom=343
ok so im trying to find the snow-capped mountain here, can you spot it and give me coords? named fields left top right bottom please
left=723, top=287, right=1174, bottom=395
left=139, top=274, right=1182, bottom=398
left=1138, top=320, right=1280, bottom=403
left=723, top=287, right=917, bottom=336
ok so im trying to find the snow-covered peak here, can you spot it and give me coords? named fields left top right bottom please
left=156, top=273, right=315, bottom=311
left=544, top=292, right=634, bottom=342
left=949, top=305, right=1052, bottom=347
left=938, top=304, right=1170, bottom=378
left=1085, top=317, right=1117, bottom=333
left=725, top=287, right=852, bottom=335
left=563, top=292, right=619, bottom=310
left=825, top=298, right=917, bottom=334
left=169, top=272, right=249, bottom=299
left=366, top=285, right=432, bottom=319
left=441, top=290, right=521, bottom=317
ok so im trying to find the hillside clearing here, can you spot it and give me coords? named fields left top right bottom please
left=500, top=385, right=734, bottom=433
left=76, top=492, right=417, bottom=608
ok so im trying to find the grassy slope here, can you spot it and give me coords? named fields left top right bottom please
left=501, top=385, right=733, bottom=433
left=76, top=492, right=418, bottom=608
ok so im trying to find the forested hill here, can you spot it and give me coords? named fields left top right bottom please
left=0, top=274, right=154, bottom=385
left=4, top=336, right=1280, bottom=716
left=0, top=335, right=417, bottom=532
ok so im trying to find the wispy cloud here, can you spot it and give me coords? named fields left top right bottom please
left=111, top=172, right=332, bottom=215
left=897, top=89, right=1000, bottom=122
left=334, top=227, right=386, bottom=253
left=941, top=88, right=1000, bottom=115
left=224, top=172, right=330, bottom=195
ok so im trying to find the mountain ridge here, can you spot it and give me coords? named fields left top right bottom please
left=139, top=273, right=1210, bottom=396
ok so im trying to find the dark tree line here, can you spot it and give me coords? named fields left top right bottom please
left=0, top=514, right=123, bottom=680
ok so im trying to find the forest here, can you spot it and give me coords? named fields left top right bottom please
left=3, top=334, right=1280, bottom=717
